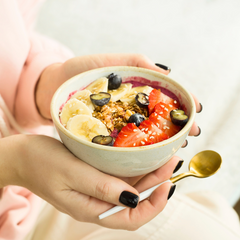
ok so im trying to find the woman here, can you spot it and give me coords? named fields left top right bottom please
left=0, top=1, right=239, bottom=240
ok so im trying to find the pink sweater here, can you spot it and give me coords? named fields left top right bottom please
left=0, top=0, right=73, bottom=239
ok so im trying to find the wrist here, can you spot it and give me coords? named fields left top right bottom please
left=0, top=134, right=27, bottom=188
left=35, top=63, right=64, bottom=119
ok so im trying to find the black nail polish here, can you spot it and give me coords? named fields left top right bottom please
left=197, top=103, right=203, bottom=113
left=167, top=185, right=176, bottom=200
left=195, top=127, right=201, bottom=137
left=173, top=160, right=184, bottom=174
left=182, top=140, right=188, bottom=148
left=119, top=191, right=139, bottom=208
left=155, top=63, right=171, bottom=72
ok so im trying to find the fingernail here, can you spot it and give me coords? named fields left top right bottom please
left=173, top=160, right=184, bottom=174
left=195, top=127, right=201, bottom=137
left=182, top=140, right=188, bottom=148
left=119, top=191, right=139, bottom=208
left=197, top=103, right=203, bottom=113
left=167, top=185, right=176, bottom=200
left=155, top=63, right=171, bottom=72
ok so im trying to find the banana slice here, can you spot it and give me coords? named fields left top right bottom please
left=120, top=85, right=153, bottom=103
left=67, top=115, right=109, bottom=142
left=108, top=83, right=132, bottom=102
left=70, top=89, right=94, bottom=112
left=60, top=99, right=92, bottom=126
left=85, top=77, right=108, bottom=94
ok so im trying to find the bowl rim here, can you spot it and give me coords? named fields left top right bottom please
left=51, top=66, right=196, bottom=152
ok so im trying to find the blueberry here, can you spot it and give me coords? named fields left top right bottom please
left=90, top=92, right=111, bottom=106
left=128, top=113, right=145, bottom=127
left=92, top=135, right=114, bottom=146
left=107, top=73, right=122, bottom=90
left=170, top=109, right=188, bottom=127
left=135, top=93, right=149, bottom=108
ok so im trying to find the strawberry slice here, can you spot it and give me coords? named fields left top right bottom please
left=149, top=112, right=181, bottom=137
left=139, top=120, right=169, bottom=143
left=148, top=89, right=161, bottom=115
left=159, top=92, right=180, bottom=109
left=113, top=123, right=154, bottom=147
left=154, top=102, right=178, bottom=121
left=148, top=89, right=180, bottom=115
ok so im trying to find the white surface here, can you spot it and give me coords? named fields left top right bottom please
left=35, top=0, right=240, bottom=206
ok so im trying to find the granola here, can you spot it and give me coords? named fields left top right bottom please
left=92, top=100, right=148, bottom=133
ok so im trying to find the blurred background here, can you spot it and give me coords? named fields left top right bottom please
left=35, top=0, right=240, bottom=209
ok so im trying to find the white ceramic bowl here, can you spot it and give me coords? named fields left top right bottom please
left=51, top=66, right=196, bottom=177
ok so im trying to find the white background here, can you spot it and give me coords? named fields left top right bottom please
left=35, top=0, right=240, bottom=206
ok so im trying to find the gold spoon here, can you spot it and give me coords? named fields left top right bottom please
left=170, top=150, right=222, bottom=183
left=99, top=150, right=222, bottom=220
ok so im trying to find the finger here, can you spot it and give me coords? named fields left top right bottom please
left=191, top=93, right=202, bottom=113
left=133, top=181, right=175, bottom=226
left=188, top=121, right=201, bottom=136
left=63, top=54, right=171, bottom=80
left=133, top=56, right=171, bottom=75
left=120, top=54, right=171, bottom=75
left=120, top=174, right=146, bottom=186
left=181, top=139, right=188, bottom=148
left=97, top=181, right=174, bottom=230
left=101, top=53, right=170, bottom=75
left=64, top=157, right=140, bottom=209
left=133, top=156, right=181, bottom=193
left=56, top=189, right=114, bottom=222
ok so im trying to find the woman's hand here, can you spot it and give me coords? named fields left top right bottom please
left=0, top=134, right=180, bottom=230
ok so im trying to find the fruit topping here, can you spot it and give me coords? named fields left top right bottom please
left=113, top=123, right=153, bottom=147
left=60, top=99, right=92, bottom=126
left=170, top=109, right=189, bottom=127
left=90, top=92, right=111, bottom=106
left=107, top=73, right=122, bottom=90
left=120, top=86, right=153, bottom=103
left=149, top=112, right=181, bottom=137
left=70, top=89, right=94, bottom=112
left=92, top=135, right=114, bottom=146
left=139, top=120, right=169, bottom=143
left=148, top=89, right=180, bottom=115
left=128, top=113, right=145, bottom=127
left=108, top=83, right=132, bottom=102
left=153, top=102, right=178, bottom=121
left=66, top=115, right=109, bottom=141
left=148, top=89, right=161, bottom=115
left=135, top=92, right=149, bottom=108
left=85, top=77, right=108, bottom=94
left=60, top=74, right=186, bottom=146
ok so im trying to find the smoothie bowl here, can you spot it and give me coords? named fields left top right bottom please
left=51, top=66, right=196, bottom=177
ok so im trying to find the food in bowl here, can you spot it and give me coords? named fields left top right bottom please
left=59, top=73, right=189, bottom=147
left=51, top=66, right=196, bottom=177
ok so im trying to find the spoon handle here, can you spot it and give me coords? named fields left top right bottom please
left=170, top=172, right=193, bottom=183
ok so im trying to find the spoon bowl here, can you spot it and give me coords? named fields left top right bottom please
left=170, top=150, right=222, bottom=183
left=189, top=150, right=222, bottom=177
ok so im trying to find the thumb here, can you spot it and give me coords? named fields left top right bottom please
left=68, top=159, right=140, bottom=208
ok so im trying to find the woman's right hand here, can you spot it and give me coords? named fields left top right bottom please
left=0, top=134, right=180, bottom=230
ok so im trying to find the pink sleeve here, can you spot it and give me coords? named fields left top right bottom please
left=0, top=186, right=42, bottom=240
left=15, top=32, right=74, bottom=129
